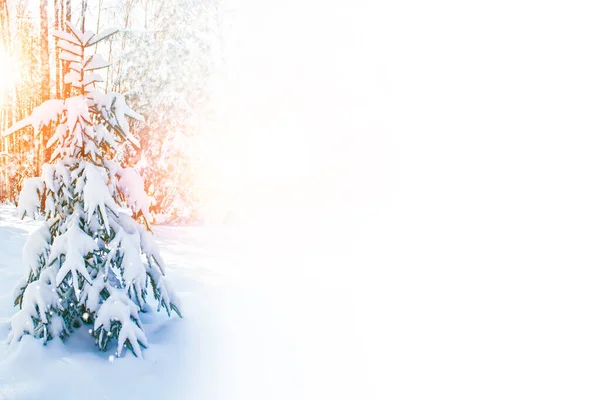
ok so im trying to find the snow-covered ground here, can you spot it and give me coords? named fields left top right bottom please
left=0, top=204, right=371, bottom=400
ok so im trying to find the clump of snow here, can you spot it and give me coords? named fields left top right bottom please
left=94, top=293, right=147, bottom=358
left=49, top=223, right=97, bottom=299
left=52, top=28, right=80, bottom=45
left=86, top=28, right=119, bottom=47
left=56, top=39, right=82, bottom=56
left=117, top=168, right=151, bottom=222
left=16, top=177, right=44, bottom=219
left=82, top=163, right=119, bottom=232
left=7, top=310, right=35, bottom=345
left=41, top=164, right=56, bottom=194
left=8, top=267, right=62, bottom=344
left=106, top=225, right=147, bottom=305
left=22, top=223, right=51, bottom=277
left=87, top=89, right=143, bottom=148
left=2, top=99, right=65, bottom=138
left=84, top=54, right=110, bottom=70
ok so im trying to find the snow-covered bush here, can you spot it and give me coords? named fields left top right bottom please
left=4, top=22, right=181, bottom=358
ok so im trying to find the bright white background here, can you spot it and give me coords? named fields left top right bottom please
left=214, top=0, right=600, bottom=398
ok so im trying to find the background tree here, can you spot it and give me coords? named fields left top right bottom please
left=111, top=0, right=220, bottom=221
left=1, top=0, right=226, bottom=223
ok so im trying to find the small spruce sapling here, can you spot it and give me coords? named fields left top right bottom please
left=3, top=22, right=181, bottom=358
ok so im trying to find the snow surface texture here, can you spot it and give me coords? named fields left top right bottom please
left=0, top=204, right=370, bottom=400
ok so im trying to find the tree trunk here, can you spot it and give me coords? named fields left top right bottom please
left=39, top=0, right=50, bottom=177
left=81, top=0, right=86, bottom=32
left=54, top=0, right=62, bottom=98
left=63, top=0, right=71, bottom=98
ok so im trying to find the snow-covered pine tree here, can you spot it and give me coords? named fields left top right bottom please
left=3, top=22, right=181, bottom=358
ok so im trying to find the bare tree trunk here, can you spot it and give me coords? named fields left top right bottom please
left=39, top=0, right=51, bottom=178
left=95, top=0, right=102, bottom=53
left=63, top=0, right=71, bottom=98
left=40, top=0, right=50, bottom=103
left=114, top=0, right=135, bottom=92
left=0, top=0, right=8, bottom=200
left=81, top=0, right=87, bottom=31
left=105, top=37, right=112, bottom=92
left=54, top=0, right=62, bottom=98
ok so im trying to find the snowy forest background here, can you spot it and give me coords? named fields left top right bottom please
left=0, top=0, right=230, bottom=224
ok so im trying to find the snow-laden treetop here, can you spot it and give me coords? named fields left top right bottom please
left=2, top=21, right=143, bottom=156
